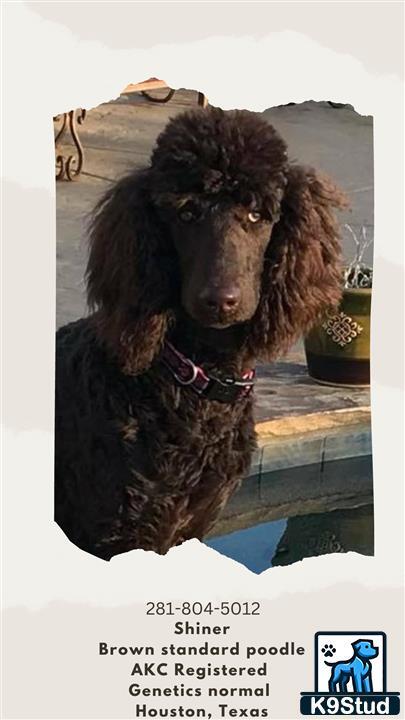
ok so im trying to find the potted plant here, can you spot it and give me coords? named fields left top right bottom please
left=304, top=225, right=372, bottom=387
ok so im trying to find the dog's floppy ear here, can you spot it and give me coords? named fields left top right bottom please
left=86, top=169, right=176, bottom=374
left=247, top=165, right=348, bottom=360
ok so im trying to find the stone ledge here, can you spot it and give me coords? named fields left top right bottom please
left=210, top=407, right=372, bottom=538
left=252, top=406, right=371, bottom=475
left=256, top=406, right=371, bottom=438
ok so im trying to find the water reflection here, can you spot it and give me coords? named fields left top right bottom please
left=206, top=505, right=373, bottom=574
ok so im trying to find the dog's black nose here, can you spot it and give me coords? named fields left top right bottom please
left=199, top=286, right=241, bottom=314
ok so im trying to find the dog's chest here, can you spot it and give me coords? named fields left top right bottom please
left=114, top=390, right=255, bottom=552
left=120, top=377, right=256, bottom=488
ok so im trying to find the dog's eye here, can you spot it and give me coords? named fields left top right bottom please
left=178, top=209, right=196, bottom=223
left=248, top=211, right=261, bottom=223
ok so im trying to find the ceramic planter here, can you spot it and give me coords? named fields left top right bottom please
left=304, top=288, right=371, bottom=386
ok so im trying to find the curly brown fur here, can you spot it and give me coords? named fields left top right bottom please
left=55, top=107, right=346, bottom=560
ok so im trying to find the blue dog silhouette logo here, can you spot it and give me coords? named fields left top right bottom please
left=300, top=632, right=400, bottom=715
left=325, top=638, right=378, bottom=693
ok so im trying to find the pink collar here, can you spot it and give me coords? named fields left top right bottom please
left=161, top=341, right=255, bottom=404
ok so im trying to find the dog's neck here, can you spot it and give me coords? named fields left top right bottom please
left=169, top=312, right=254, bottom=375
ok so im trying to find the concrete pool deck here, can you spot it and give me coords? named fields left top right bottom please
left=55, top=86, right=373, bottom=534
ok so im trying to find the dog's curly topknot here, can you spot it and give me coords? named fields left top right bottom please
left=151, top=107, right=288, bottom=201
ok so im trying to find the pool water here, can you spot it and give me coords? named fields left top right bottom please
left=205, top=504, right=373, bottom=574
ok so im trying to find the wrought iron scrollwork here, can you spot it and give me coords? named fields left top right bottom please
left=54, top=108, right=86, bottom=181
left=140, top=88, right=207, bottom=107
left=140, top=88, right=176, bottom=104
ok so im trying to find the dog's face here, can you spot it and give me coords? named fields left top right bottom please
left=352, top=640, right=379, bottom=660
left=161, top=196, right=278, bottom=328
left=151, top=108, right=288, bottom=329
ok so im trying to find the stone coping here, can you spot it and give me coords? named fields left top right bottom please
left=210, top=405, right=372, bottom=537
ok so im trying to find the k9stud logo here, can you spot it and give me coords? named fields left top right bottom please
left=300, top=632, right=400, bottom=715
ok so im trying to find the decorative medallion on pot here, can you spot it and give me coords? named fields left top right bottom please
left=322, top=311, right=363, bottom=348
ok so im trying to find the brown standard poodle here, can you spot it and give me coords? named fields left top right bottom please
left=55, top=106, right=346, bottom=560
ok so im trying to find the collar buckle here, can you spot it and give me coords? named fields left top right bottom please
left=172, top=358, right=199, bottom=386
left=161, top=341, right=255, bottom=404
left=204, top=376, right=255, bottom=403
